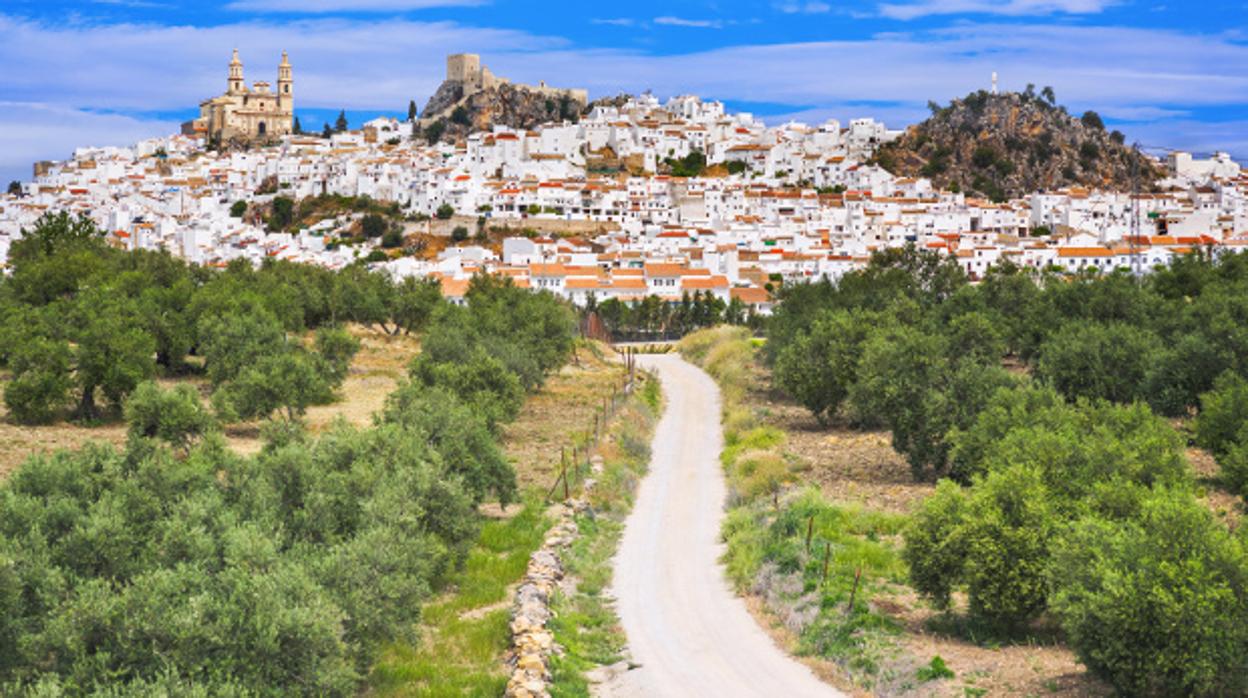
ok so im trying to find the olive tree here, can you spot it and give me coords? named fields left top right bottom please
left=1050, top=494, right=1248, bottom=696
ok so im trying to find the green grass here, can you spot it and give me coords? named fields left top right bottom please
left=721, top=488, right=910, bottom=688
left=369, top=501, right=550, bottom=697
left=548, top=516, right=628, bottom=697
left=546, top=378, right=659, bottom=695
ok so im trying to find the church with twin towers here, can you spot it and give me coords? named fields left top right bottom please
left=188, top=49, right=294, bottom=143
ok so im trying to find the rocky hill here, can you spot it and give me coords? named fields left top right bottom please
left=873, top=90, right=1163, bottom=201
left=420, top=80, right=584, bottom=142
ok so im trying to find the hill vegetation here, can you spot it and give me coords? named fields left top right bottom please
left=873, top=88, right=1164, bottom=201
left=0, top=213, right=576, bottom=694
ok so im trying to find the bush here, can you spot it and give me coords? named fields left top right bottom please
left=951, top=385, right=1188, bottom=505
left=971, top=146, right=999, bottom=169
left=1034, top=321, right=1160, bottom=404
left=229, top=200, right=247, bottom=218
left=958, top=465, right=1055, bottom=628
left=733, top=450, right=791, bottom=507
left=1049, top=494, right=1248, bottom=696
left=907, top=465, right=1056, bottom=629
left=3, top=336, right=72, bottom=424
left=451, top=225, right=469, bottom=242
left=903, top=480, right=970, bottom=608
left=435, top=203, right=454, bottom=220
left=1195, top=371, right=1248, bottom=457
left=409, top=351, right=524, bottom=432
left=124, top=381, right=215, bottom=450
left=379, top=383, right=517, bottom=505
left=916, top=656, right=955, bottom=682
left=1144, top=333, right=1226, bottom=416
left=360, top=213, right=387, bottom=239
left=772, top=309, right=871, bottom=425
left=213, top=350, right=334, bottom=422
left=1221, top=428, right=1248, bottom=497
left=1080, top=110, right=1105, bottom=131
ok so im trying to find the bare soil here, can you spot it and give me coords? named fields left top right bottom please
left=1189, top=445, right=1245, bottom=530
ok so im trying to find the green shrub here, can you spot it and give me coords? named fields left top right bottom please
left=123, top=381, right=215, bottom=450
left=903, top=480, right=970, bottom=608
left=916, top=655, right=955, bottom=682
left=3, top=336, right=72, bottom=424
left=1034, top=321, right=1160, bottom=404
left=772, top=309, right=872, bottom=425
left=1196, top=371, right=1248, bottom=457
left=1049, top=494, right=1248, bottom=696
left=1219, top=425, right=1248, bottom=498
left=907, top=466, right=1055, bottom=629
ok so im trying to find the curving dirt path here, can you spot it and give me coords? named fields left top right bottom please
left=599, top=354, right=840, bottom=697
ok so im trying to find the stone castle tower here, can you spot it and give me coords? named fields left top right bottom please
left=187, top=50, right=294, bottom=143
left=423, top=53, right=588, bottom=122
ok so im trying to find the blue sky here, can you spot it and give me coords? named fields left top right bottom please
left=2, top=0, right=1248, bottom=183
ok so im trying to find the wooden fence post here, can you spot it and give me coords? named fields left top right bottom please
left=805, top=516, right=815, bottom=554
left=846, top=567, right=863, bottom=614
left=546, top=468, right=564, bottom=502
left=821, top=542, right=831, bottom=588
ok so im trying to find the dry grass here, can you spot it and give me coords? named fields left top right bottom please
left=0, top=405, right=129, bottom=480
left=0, top=324, right=422, bottom=473
left=0, top=373, right=196, bottom=479
left=223, top=325, right=421, bottom=455
left=759, top=398, right=935, bottom=516
left=501, top=341, right=629, bottom=492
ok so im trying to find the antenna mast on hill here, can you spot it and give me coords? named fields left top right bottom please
left=1130, top=141, right=1142, bottom=276
left=991, top=72, right=999, bottom=95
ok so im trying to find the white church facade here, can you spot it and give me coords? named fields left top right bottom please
left=186, top=50, right=294, bottom=144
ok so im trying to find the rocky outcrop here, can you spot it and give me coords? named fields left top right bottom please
left=873, top=90, right=1163, bottom=201
left=422, top=81, right=584, bottom=143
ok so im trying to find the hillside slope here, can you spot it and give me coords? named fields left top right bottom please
left=873, top=90, right=1163, bottom=201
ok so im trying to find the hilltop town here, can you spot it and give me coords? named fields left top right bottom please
left=2, top=52, right=1246, bottom=312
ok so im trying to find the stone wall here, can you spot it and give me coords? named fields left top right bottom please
left=504, top=459, right=605, bottom=698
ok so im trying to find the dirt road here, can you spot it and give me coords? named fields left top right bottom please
left=600, top=354, right=840, bottom=697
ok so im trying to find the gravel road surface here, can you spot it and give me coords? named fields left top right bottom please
left=599, top=354, right=840, bottom=697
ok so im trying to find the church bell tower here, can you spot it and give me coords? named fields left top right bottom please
left=278, top=50, right=293, bottom=106
left=228, top=48, right=245, bottom=94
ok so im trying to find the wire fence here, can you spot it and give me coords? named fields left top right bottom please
left=545, top=346, right=639, bottom=502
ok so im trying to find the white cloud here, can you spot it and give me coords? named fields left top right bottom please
left=3, top=14, right=1248, bottom=175
left=653, top=16, right=723, bottom=29
left=879, top=0, right=1114, bottom=20
left=775, top=2, right=832, bottom=14
left=225, top=0, right=484, bottom=12
left=0, top=15, right=561, bottom=112
left=0, top=102, right=178, bottom=184
left=591, top=18, right=637, bottom=27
